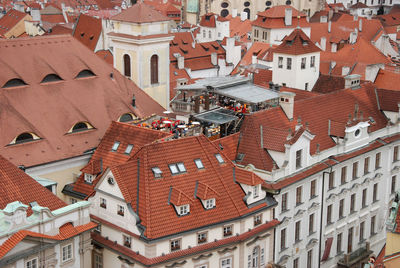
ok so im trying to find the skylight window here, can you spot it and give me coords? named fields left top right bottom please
left=215, top=154, right=224, bottom=164
left=125, top=144, right=133, bottom=155
left=169, top=164, right=179, bottom=174
left=112, top=141, right=120, bottom=152
left=152, top=167, right=162, bottom=178
left=194, top=159, right=204, bottom=169
left=177, top=162, right=186, bottom=172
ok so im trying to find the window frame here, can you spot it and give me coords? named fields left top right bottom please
left=117, top=205, right=125, bottom=216
left=26, top=257, right=38, bottom=268
left=194, top=158, right=204, bottom=169
left=197, top=231, right=208, bottom=244
left=341, top=166, right=347, bottom=184
left=62, top=243, right=73, bottom=263
left=295, top=149, right=302, bottom=169
left=123, top=234, right=131, bottom=248
left=100, top=197, right=107, bottom=209
left=150, top=54, right=159, bottom=85
left=287, top=57, right=292, bottom=70
left=223, top=225, right=233, bottom=237
left=296, top=186, right=302, bottom=205
left=170, top=238, right=181, bottom=251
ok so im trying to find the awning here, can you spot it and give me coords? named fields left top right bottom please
left=193, top=108, right=238, bottom=125
left=215, top=83, right=279, bottom=104
left=321, top=237, right=333, bottom=261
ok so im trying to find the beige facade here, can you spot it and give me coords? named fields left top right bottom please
left=3, top=14, right=32, bottom=38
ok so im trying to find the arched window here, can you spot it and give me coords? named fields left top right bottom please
left=244, top=8, right=250, bottom=19
left=70, top=122, right=93, bottom=133
left=15, top=133, right=34, bottom=144
left=75, top=69, right=96, bottom=79
left=41, top=74, right=62, bottom=83
left=221, top=9, right=229, bottom=17
left=150, top=55, right=158, bottom=84
left=119, top=113, right=135, bottom=122
left=2, top=78, right=27, bottom=88
left=123, top=54, right=131, bottom=77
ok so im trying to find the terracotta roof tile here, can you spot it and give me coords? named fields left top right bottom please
left=0, top=35, right=165, bottom=167
left=212, top=132, right=240, bottom=161
left=252, top=6, right=309, bottom=29
left=312, top=74, right=346, bottom=93
left=274, top=28, right=321, bottom=55
left=107, top=135, right=274, bottom=239
left=376, top=88, right=400, bottom=111
left=0, top=9, right=29, bottom=36
left=95, top=49, right=113, bottom=65
left=199, top=13, right=216, bottom=27
left=72, top=14, right=102, bottom=51
left=111, top=2, right=171, bottom=23
left=373, top=69, right=400, bottom=90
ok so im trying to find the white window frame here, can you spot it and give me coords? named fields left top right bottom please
left=170, top=238, right=181, bottom=251
left=117, top=205, right=124, bottom=216
left=178, top=204, right=190, bottom=215
left=215, top=154, right=224, bottom=163
left=123, top=234, right=131, bottom=248
left=26, top=257, right=38, bottom=268
left=151, top=167, right=162, bottom=178
left=125, top=144, right=133, bottom=154
left=177, top=162, right=186, bottom=172
left=253, top=185, right=259, bottom=198
left=194, top=158, right=204, bottom=169
left=62, top=243, right=73, bottom=263
left=221, top=257, right=232, bottom=268
left=205, top=198, right=215, bottom=209
left=223, top=225, right=233, bottom=237
left=111, top=141, right=120, bottom=151
left=84, top=173, right=94, bottom=183
left=100, top=197, right=106, bottom=208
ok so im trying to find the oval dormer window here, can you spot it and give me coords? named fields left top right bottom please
left=41, top=74, right=63, bottom=83
left=119, top=113, right=135, bottom=122
left=70, top=121, right=94, bottom=133
left=12, top=132, right=40, bottom=144
left=354, top=129, right=361, bottom=137
left=107, top=177, right=115, bottom=185
left=2, top=78, right=27, bottom=88
left=75, top=69, right=96, bottom=79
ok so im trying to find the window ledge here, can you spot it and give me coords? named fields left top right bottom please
left=309, top=195, right=318, bottom=201
left=295, top=202, right=304, bottom=207
left=336, top=251, right=344, bottom=257
left=281, top=208, right=289, bottom=214
left=358, top=239, right=366, bottom=245
left=280, top=247, right=288, bottom=253
left=294, top=239, right=302, bottom=245
left=328, top=186, right=336, bottom=192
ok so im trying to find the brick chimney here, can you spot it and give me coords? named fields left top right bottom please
left=285, top=8, right=292, bottom=26
left=279, top=91, right=296, bottom=120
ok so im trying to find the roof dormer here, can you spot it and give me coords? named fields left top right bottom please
left=235, top=168, right=266, bottom=205
left=195, top=181, right=219, bottom=210
left=168, top=187, right=193, bottom=216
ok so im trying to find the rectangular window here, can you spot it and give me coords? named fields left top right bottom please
left=305, top=83, right=308, bottom=90
left=177, top=162, right=186, bottom=173
left=359, top=221, right=365, bottom=242
left=280, top=228, right=286, bottom=250
left=309, top=213, right=314, bottom=234
left=375, top=152, right=381, bottom=169
left=254, top=29, right=259, bottom=38
left=301, top=57, right=306, bottom=69
left=371, top=216, right=376, bottom=235
left=123, top=235, right=131, bottom=248
left=124, top=144, right=133, bottom=154
left=254, top=214, right=262, bottom=226
left=296, top=149, right=302, bottom=169
left=194, top=158, right=204, bottom=169
left=179, top=204, right=190, bottom=215
left=307, top=249, right=312, bottom=268
left=117, top=205, right=124, bottom=216
left=310, top=179, right=316, bottom=198
left=26, top=258, right=38, bottom=268
left=294, top=258, right=299, bottom=268
left=197, top=232, right=207, bottom=244
left=287, top=57, right=292, bottom=70
left=253, top=185, right=259, bottom=198
left=350, top=194, right=355, bottom=213
left=205, top=198, right=215, bottom=209
left=262, top=31, right=267, bottom=40
left=337, top=233, right=342, bottom=254
left=93, top=252, right=103, bottom=268
left=296, top=186, right=302, bottom=205
left=282, top=192, right=288, bottom=211
left=215, top=154, right=225, bottom=164
left=339, top=199, right=344, bottom=218
left=170, top=239, right=181, bottom=251
left=278, top=57, right=283, bottom=68
left=203, top=30, right=206, bottom=38
left=100, top=198, right=106, bottom=209
left=111, top=141, right=120, bottom=151
left=62, top=244, right=73, bottom=262
left=394, top=146, right=399, bottom=162
left=221, top=257, right=232, bottom=268
left=310, top=56, right=315, bottom=67
left=352, top=162, right=358, bottom=179
left=348, top=227, right=353, bottom=253
left=151, top=167, right=162, bottom=178
left=329, top=171, right=335, bottom=190
left=70, top=198, right=77, bottom=204
left=392, top=176, right=396, bottom=194
left=373, top=183, right=378, bottom=202
left=295, top=221, right=301, bottom=242
left=327, top=204, right=332, bottom=224
left=169, top=164, right=179, bottom=174
left=223, top=225, right=233, bottom=237
left=362, top=189, right=367, bottom=208
left=364, top=157, right=369, bottom=175
left=260, top=247, right=265, bottom=265
left=341, top=166, right=347, bottom=184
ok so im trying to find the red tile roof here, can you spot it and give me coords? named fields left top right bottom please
left=71, top=121, right=171, bottom=196
left=48, top=24, right=73, bottom=35
left=279, top=86, right=321, bottom=100
left=373, top=69, right=400, bottom=90
left=231, top=42, right=272, bottom=74
left=72, top=13, right=102, bottom=51
left=376, top=12, right=400, bottom=27
left=0, top=35, right=165, bottom=167
left=106, top=135, right=274, bottom=239
left=349, top=2, right=368, bottom=8
left=111, top=2, right=171, bottom=23
left=376, top=88, right=400, bottom=111
left=95, top=49, right=113, bottom=65
left=252, top=6, right=309, bottom=29
left=312, top=74, right=346, bottom=93
left=0, top=222, right=96, bottom=259
left=144, top=0, right=181, bottom=22
left=257, top=5, right=306, bottom=18
left=0, top=154, right=66, bottom=213
left=274, top=28, right=321, bottom=55
left=237, top=84, right=391, bottom=171
left=0, top=9, right=29, bottom=36
left=212, top=132, right=240, bottom=161
left=199, top=13, right=216, bottom=27
left=91, top=219, right=279, bottom=266
left=227, top=15, right=251, bottom=42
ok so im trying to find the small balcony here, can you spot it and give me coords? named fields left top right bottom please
left=337, top=242, right=373, bottom=267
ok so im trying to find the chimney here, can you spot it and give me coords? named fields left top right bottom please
left=320, top=37, right=326, bottom=51
left=285, top=8, right=292, bottom=26
left=260, top=125, right=263, bottom=148
left=328, top=9, right=333, bottom=20
left=359, top=18, right=362, bottom=32
left=30, top=9, right=41, bottom=23
left=232, top=9, right=238, bottom=18
left=61, top=3, right=68, bottom=23
left=279, top=91, right=296, bottom=120
left=240, top=11, right=247, bottom=21
left=349, top=31, right=357, bottom=44
left=252, top=53, right=257, bottom=64
left=211, top=52, right=217, bottom=65
left=344, top=74, right=361, bottom=89
left=320, top=15, right=328, bottom=23
left=328, top=20, right=331, bottom=33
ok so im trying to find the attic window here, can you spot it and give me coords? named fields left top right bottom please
left=2, top=78, right=27, bottom=88
left=236, top=153, right=245, bottom=162
left=70, top=121, right=93, bottom=133
left=178, top=204, right=190, bottom=216
left=177, top=162, right=186, bottom=172
left=205, top=198, right=215, bottom=209
left=125, top=144, right=133, bottom=154
left=152, top=167, right=162, bottom=178
left=75, top=69, right=96, bottom=79
left=84, top=173, right=94, bottom=183
left=80, top=32, right=85, bottom=37
left=41, top=74, right=62, bottom=83
left=119, top=113, right=135, bottom=122
left=13, top=132, right=41, bottom=144
left=194, top=159, right=204, bottom=169
left=111, top=141, right=120, bottom=151
left=89, top=35, right=94, bottom=40
left=215, top=154, right=224, bottom=164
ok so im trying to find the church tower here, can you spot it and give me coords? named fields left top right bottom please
left=109, top=3, right=174, bottom=109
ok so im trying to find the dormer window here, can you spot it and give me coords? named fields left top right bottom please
left=119, top=113, right=135, bottom=122
left=169, top=164, right=179, bottom=174
left=177, top=162, right=186, bottom=172
left=12, top=132, right=40, bottom=144
left=152, top=167, right=162, bottom=178
left=178, top=204, right=190, bottom=216
left=84, top=173, right=94, bottom=183
left=41, top=74, right=62, bottom=83
left=125, top=144, right=133, bottom=155
left=215, top=154, right=224, bottom=164
left=205, top=198, right=215, bottom=209
left=70, top=121, right=93, bottom=133
left=111, top=141, right=120, bottom=152
left=194, top=158, right=204, bottom=169
left=2, top=78, right=27, bottom=88
left=253, top=185, right=259, bottom=198
left=75, top=69, right=96, bottom=79
left=295, top=149, right=302, bottom=169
